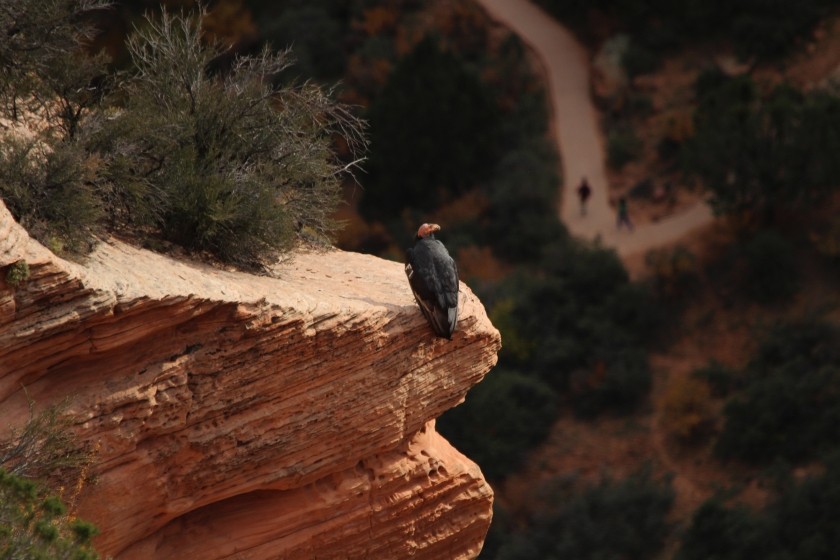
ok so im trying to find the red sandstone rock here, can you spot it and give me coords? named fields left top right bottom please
left=0, top=200, right=500, bottom=559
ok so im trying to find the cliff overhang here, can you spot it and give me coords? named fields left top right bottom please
left=0, top=200, right=501, bottom=559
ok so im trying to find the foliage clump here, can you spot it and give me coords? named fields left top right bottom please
left=0, top=2, right=365, bottom=267
left=715, top=320, right=840, bottom=465
left=0, top=0, right=110, bottom=253
left=679, top=457, right=840, bottom=560
left=660, top=377, right=715, bottom=443
left=97, top=9, right=364, bottom=265
left=534, top=0, right=836, bottom=61
left=606, top=124, right=643, bottom=170
left=491, top=471, right=674, bottom=559
left=441, top=238, right=661, bottom=480
left=1, top=401, right=99, bottom=559
left=499, top=241, right=660, bottom=417
left=437, top=369, right=557, bottom=481
left=0, top=469, right=100, bottom=560
left=691, top=359, right=738, bottom=398
left=362, top=35, right=500, bottom=217
left=737, top=230, right=800, bottom=304
left=4, top=260, right=30, bottom=288
left=682, top=76, right=840, bottom=225
left=645, top=245, right=697, bottom=298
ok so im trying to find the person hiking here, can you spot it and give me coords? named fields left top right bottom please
left=576, top=177, right=592, bottom=216
left=616, top=196, right=634, bottom=231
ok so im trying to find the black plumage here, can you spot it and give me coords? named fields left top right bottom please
left=405, top=223, right=459, bottom=339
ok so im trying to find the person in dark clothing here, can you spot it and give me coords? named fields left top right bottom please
left=617, top=196, right=634, bottom=231
left=576, top=177, right=592, bottom=216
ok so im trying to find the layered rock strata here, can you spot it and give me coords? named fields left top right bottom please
left=0, top=200, right=500, bottom=559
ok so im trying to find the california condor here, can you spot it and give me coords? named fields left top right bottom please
left=405, top=223, right=459, bottom=339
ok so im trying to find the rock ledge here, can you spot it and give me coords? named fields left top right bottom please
left=0, top=201, right=500, bottom=559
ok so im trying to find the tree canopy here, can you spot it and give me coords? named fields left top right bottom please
left=682, top=75, right=840, bottom=224
left=361, top=35, right=500, bottom=217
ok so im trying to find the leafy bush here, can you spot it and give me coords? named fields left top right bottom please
left=484, top=145, right=565, bottom=262
left=572, top=347, right=652, bottom=417
left=622, top=40, right=660, bottom=78
left=362, top=35, right=500, bottom=217
left=535, top=0, right=834, bottom=61
left=679, top=458, right=840, bottom=560
left=0, top=0, right=110, bottom=133
left=1, top=5, right=364, bottom=266
left=248, top=0, right=347, bottom=82
left=93, top=9, right=365, bottom=266
left=645, top=245, right=698, bottom=298
left=607, top=125, right=643, bottom=170
left=769, top=454, right=840, bottom=559
left=4, top=260, right=30, bottom=288
left=0, top=401, right=99, bottom=559
left=737, top=230, right=800, bottom=304
left=0, top=469, right=100, bottom=560
left=730, top=0, right=836, bottom=61
left=0, top=401, right=95, bottom=490
left=660, top=377, right=715, bottom=443
left=692, top=360, right=738, bottom=397
left=684, top=77, right=840, bottom=224
left=626, top=92, right=655, bottom=117
left=0, top=137, right=103, bottom=253
left=715, top=320, right=840, bottom=464
left=490, top=241, right=659, bottom=417
left=677, top=498, right=770, bottom=560
left=493, top=471, right=674, bottom=559
left=437, top=369, right=557, bottom=481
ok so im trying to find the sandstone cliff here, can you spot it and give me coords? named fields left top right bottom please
left=0, top=200, right=501, bottom=559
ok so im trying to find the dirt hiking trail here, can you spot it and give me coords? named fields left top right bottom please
left=476, top=0, right=714, bottom=257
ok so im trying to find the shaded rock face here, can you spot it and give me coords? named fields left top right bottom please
left=0, top=201, right=501, bottom=559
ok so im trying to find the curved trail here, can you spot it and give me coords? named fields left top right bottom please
left=476, top=0, right=714, bottom=257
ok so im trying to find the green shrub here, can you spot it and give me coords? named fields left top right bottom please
left=94, top=9, right=364, bottom=266
left=1, top=5, right=364, bottom=267
left=0, top=469, right=100, bottom=560
left=679, top=458, right=840, bottom=560
left=249, top=1, right=347, bottom=82
left=607, top=125, right=643, bottom=170
left=677, top=498, right=770, bottom=560
left=572, top=347, right=652, bottom=417
left=362, top=35, right=500, bottom=217
left=5, top=260, right=30, bottom=288
left=645, top=245, right=698, bottom=298
left=626, top=92, right=655, bottom=117
left=738, top=230, right=799, bottom=304
left=660, top=377, right=715, bottom=443
left=0, top=401, right=95, bottom=488
left=731, top=0, right=833, bottom=61
left=715, top=320, right=840, bottom=465
left=0, top=400, right=100, bottom=559
left=492, top=241, right=658, bottom=416
left=0, top=137, right=103, bottom=254
left=622, top=40, right=660, bottom=79
left=684, top=77, right=840, bottom=223
left=494, top=471, right=674, bottom=559
left=692, top=359, right=738, bottom=397
left=437, top=369, right=557, bottom=481
left=0, top=0, right=110, bottom=133
left=629, top=177, right=655, bottom=199
left=769, top=454, right=840, bottom=559
left=484, top=146, right=565, bottom=262
left=535, top=0, right=831, bottom=61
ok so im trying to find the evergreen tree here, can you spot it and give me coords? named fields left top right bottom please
left=362, top=35, right=500, bottom=217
